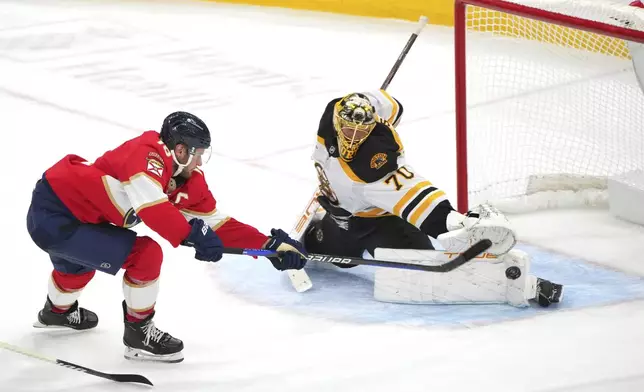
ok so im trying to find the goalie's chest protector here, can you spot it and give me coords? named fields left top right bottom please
left=311, top=122, right=402, bottom=216
left=312, top=141, right=372, bottom=214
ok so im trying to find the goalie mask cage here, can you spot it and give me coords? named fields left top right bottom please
left=454, top=0, right=644, bottom=213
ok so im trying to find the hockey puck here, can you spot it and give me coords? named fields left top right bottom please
left=505, top=266, right=521, bottom=280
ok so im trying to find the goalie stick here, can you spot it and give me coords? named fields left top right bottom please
left=0, top=341, right=153, bottom=386
left=381, top=15, right=429, bottom=90
left=226, top=239, right=491, bottom=273
left=283, top=190, right=322, bottom=293
left=283, top=15, right=429, bottom=292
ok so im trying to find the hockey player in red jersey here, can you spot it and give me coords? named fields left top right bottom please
left=26, top=111, right=307, bottom=363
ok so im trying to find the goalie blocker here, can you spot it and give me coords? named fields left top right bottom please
left=304, top=203, right=563, bottom=308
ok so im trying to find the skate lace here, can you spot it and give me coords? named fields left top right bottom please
left=142, top=321, right=165, bottom=345
left=66, top=309, right=81, bottom=324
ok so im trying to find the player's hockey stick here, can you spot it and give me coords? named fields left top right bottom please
left=225, top=239, right=491, bottom=273
left=381, top=15, right=429, bottom=90
left=0, top=341, right=153, bottom=386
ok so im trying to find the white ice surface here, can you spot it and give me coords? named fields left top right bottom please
left=1, top=1, right=644, bottom=391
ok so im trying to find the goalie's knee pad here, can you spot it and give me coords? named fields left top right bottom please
left=303, top=215, right=363, bottom=267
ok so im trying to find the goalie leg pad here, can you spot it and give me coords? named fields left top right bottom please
left=373, top=248, right=536, bottom=307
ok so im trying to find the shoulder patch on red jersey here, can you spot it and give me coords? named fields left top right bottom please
left=148, top=151, right=164, bottom=161
left=146, top=158, right=164, bottom=177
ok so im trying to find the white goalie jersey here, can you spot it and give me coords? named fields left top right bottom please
left=312, top=89, right=454, bottom=238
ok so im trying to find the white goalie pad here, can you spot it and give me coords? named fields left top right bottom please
left=438, top=204, right=517, bottom=256
left=373, top=248, right=538, bottom=307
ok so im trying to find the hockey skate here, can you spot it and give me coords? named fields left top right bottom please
left=122, top=301, right=184, bottom=363
left=33, top=296, right=98, bottom=330
left=534, top=278, right=564, bottom=307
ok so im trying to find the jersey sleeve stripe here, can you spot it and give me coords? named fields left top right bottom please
left=317, top=136, right=325, bottom=145
left=409, top=190, right=448, bottom=226
left=380, top=89, right=400, bottom=125
left=354, top=207, right=393, bottom=218
left=211, top=216, right=231, bottom=231
left=136, top=198, right=169, bottom=213
left=102, top=176, right=126, bottom=216
left=123, top=173, right=168, bottom=213
left=124, top=172, right=164, bottom=191
left=379, top=119, right=404, bottom=153
left=401, top=186, right=437, bottom=220
left=393, top=180, right=432, bottom=216
left=180, top=207, right=218, bottom=216
left=338, top=159, right=366, bottom=183
left=181, top=208, right=231, bottom=231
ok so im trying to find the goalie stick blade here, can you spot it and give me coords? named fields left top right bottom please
left=287, top=269, right=313, bottom=292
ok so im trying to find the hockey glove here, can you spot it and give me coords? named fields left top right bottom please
left=317, top=195, right=351, bottom=230
left=182, top=218, right=224, bottom=262
left=264, top=228, right=308, bottom=271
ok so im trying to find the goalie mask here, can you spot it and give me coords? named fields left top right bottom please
left=333, top=93, right=377, bottom=161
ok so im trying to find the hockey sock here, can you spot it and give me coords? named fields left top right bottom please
left=49, top=270, right=95, bottom=312
left=122, top=274, right=159, bottom=323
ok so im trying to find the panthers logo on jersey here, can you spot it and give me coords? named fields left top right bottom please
left=123, top=208, right=142, bottom=228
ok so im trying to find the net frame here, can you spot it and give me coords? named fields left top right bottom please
left=454, top=0, right=644, bottom=212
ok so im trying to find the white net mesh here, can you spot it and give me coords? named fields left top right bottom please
left=463, top=0, right=644, bottom=212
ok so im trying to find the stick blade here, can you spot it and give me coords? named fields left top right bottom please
left=287, top=269, right=313, bottom=292
left=110, top=374, right=154, bottom=386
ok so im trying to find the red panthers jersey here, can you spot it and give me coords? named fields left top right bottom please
left=45, top=131, right=268, bottom=249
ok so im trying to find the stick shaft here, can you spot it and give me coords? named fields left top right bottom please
left=224, top=239, right=491, bottom=273
left=381, top=15, right=429, bottom=90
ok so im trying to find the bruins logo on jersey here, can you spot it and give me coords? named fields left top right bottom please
left=370, top=153, right=388, bottom=170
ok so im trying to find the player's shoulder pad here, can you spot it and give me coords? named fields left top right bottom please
left=124, top=131, right=174, bottom=182
left=317, top=98, right=341, bottom=148
left=346, top=120, right=403, bottom=183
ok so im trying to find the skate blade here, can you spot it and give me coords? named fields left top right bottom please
left=33, top=321, right=78, bottom=330
left=32, top=320, right=95, bottom=331
left=124, top=347, right=184, bottom=363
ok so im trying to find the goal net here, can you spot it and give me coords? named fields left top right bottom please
left=455, top=0, right=644, bottom=213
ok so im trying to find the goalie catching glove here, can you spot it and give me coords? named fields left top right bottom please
left=264, top=229, right=308, bottom=271
left=438, top=204, right=517, bottom=255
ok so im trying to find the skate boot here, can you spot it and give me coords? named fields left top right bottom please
left=122, top=301, right=184, bottom=363
left=534, top=278, right=564, bottom=307
left=33, top=296, right=98, bottom=330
